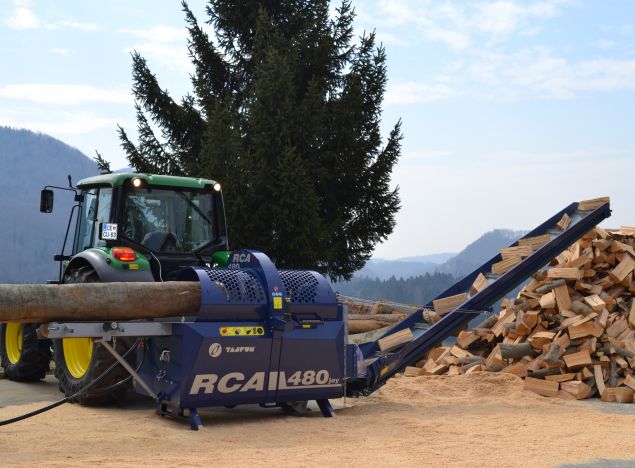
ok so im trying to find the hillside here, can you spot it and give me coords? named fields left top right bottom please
left=336, top=230, right=527, bottom=304
left=436, top=229, right=527, bottom=279
left=354, top=252, right=455, bottom=280
left=0, top=127, right=97, bottom=283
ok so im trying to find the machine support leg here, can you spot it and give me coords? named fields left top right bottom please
left=189, top=408, right=203, bottom=431
left=96, top=339, right=158, bottom=400
left=316, top=399, right=334, bottom=417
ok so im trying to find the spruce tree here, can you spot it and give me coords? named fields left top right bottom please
left=118, top=1, right=402, bottom=280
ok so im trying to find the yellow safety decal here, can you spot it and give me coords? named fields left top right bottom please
left=302, top=324, right=311, bottom=329
left=220, top=326, right=265, bottom=336
left=128, top=264, right=139, bottom=270
left=380, top=366, right=389, bottom=377
left=273, top=297, right=283, bottom=309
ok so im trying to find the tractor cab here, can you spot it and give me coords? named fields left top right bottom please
left=42, top=173, right=230, bottom=283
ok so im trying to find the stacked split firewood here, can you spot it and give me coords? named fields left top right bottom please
left=404, top=224, right=635, bottom=403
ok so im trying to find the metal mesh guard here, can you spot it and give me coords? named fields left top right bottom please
left=279, top=270, right=319, bottom=303
left=204, top=268, right=266, bottom=303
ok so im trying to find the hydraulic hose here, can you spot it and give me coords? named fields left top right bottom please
left=0, top=338, right=141, bottom=427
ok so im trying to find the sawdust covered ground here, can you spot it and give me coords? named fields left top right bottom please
left=1, top=373, right=635, bottom=467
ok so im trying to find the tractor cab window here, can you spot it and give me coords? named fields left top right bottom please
left=73, top=188, right=112, bottom=253
left=74, top=190, right=97, bottom=253
left=123, top=187, right=215, bottom=253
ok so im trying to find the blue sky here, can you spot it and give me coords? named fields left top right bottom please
left=1, top=1, right=634, bottom=258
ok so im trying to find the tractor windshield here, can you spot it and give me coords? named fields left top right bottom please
left=123, top=187, right=216, bottom=253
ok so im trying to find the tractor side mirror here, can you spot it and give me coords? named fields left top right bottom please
left=40, top=189, right=54, bottom=213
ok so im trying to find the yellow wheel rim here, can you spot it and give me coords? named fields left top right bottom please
left=5, top=323, right=22, bottom=365
left=63, top=338, right=93, bottom=379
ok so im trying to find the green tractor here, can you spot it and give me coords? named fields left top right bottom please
left=0, top=173, right=229, bottom=403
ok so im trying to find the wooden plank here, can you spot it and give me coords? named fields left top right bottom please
left=547, top=268, right=582, bottom=281
left=378, top=328, right=413, bottom=352
left=524, top=377, right=559, bottom=397
left=568, top=321, right=604, bottom=340
left=545, top=373, right=576, bottom=382
left=556, top=213, right=571, bottom=231
left=594, top=364, right=606, bottom=397
left=492, top=310, right=516, bottom=337
left=578, top=196, right=610, bottom=211
left=491, top=256, right=522, bottom=275
left=610, top=254, right=635, bottom=282
left=584, top=294, right=606, bottom=312
left=553, top=284, right=571, bottom=312
left=433, top=293, right=468, bottom=316
left=500, top=246, right=533, bottom=260
left=539, top=292, right=556, bottom=309
left=501, top=362, right=528, bottom=378
left=601, top=388, right=616, bottom=402
left=456, top=331, right=480, bottom=349
left=614, top=387, right=634, bottom=403
left=403, top=366, right=421, bottom=377
left=624, top=374, right=635, bottom=391
left=606, top=318, right=628, bottom=338
left=629, top=301, right=635, bottom=327
left=560, top=380, right=592, bottom=400
left=523, top=310, right=540, bottom=330
left=518, top=234, right=551, bottom=251
left=617, top=225, right=635, bottom=236
left=428, top=346, right=447, bottom=362
left=470, top=273, right=488, bottom=296
left=563, top=350, right=592, bottom=369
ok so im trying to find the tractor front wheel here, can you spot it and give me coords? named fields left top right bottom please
left=0, top=322, right=51, bottom=382
left=54, top=265, right=133, bottom=404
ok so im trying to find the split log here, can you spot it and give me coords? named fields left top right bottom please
left=543, top=343, right=563, bottom=366
left=535, top=279, right=566, bottom=294
left=499, top=342, right=537, bottom=360
left=378, top=328, right=413, bottom=352
left=0, top=282, right=201, bottom=323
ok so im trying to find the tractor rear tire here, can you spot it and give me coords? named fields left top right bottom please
left=0, top=323, right=51, bottom=382
left=54, top=265, right=133, bottom=405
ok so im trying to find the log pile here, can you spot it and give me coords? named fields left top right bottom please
left=339, top=296, right=409, bottom=334
left=405, top=225, right=635, bottom=403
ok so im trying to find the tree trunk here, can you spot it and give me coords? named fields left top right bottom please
left=0, top=282, right=201, bottom=323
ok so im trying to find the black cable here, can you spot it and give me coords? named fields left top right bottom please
left=85, top=339, right=147, bottom=395
left=0, top=338, right=140, bottom=427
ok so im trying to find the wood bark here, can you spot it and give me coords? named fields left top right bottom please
left=499, top=342, right=537, bottom=360
left=0, top=282, right=201, bottom=323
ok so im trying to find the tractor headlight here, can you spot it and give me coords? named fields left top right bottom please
left=132, top=178, right=143, bottom=188
left=213, top=183, right=222, bottom=192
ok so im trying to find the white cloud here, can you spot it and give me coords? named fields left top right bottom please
left=0, top=84, right=132, bottom=105
left=596, top=39, right=616, bottom=50
left=387, top=46, right=635, bottom=104
left=0, top=105, right=130, bottom=135
left=50, top=48, right=72, bottom=56
left=4, top=0, right=99, bottom=31
left=51, top=19, right=99, bottom=31
left=121, top=25, right=191, bottom=71
left=385, top=81, right=458, bottom=104
left=5, top=0, right=40, bottom=30
left=358, top=0, right=564, bottom=51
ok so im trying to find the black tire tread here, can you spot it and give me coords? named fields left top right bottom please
left=55, top=265, right=132, bottom=405
left=0, top=323, right=51, bottom=382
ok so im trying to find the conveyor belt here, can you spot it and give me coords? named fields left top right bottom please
left=348, top=200, right=611, bottom=395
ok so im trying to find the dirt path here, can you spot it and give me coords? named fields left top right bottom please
left=1, top=373, right=634, bottom=467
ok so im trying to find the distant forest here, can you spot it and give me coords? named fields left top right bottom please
left=333, top=271, right=456, bottom=306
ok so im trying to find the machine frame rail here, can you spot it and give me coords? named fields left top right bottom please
left=350, top=200, right=611, bottom=395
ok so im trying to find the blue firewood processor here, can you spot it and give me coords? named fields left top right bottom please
left=0, top=174, right=612, bottom=430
